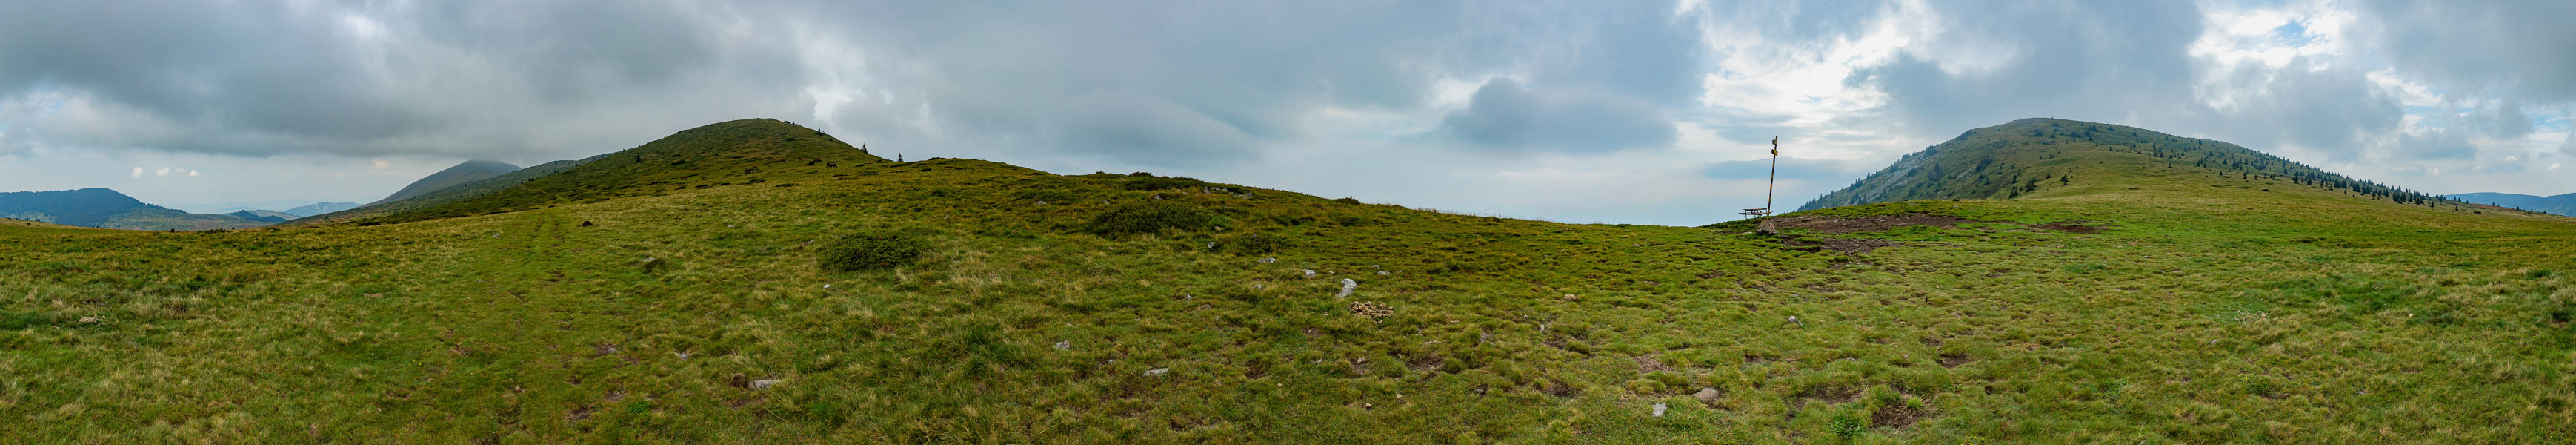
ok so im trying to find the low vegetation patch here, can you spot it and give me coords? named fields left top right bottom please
left=1084, top=200, right=1214, bottom=236
left=818, top=230, right=928, bottom=271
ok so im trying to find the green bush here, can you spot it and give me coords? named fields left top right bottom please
left=819, top=231, right=928, bottom=271
left=1085, top=201, right=1215, bottom=236
left=1333, top=197, right=1362, bottom=205
left=1227, top=234, right=1290, bottom=254
left=1120, top=177, right=1209, bottom=191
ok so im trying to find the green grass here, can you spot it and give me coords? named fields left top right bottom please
left=1, top=119, right=2572, bottom=444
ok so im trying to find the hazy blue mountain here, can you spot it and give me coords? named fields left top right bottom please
left=2446, top=192, right=2576, bottom=217
left=282, top=201, right=362, bottom=217
left=0, top=188, right=272, bottom=231
left=224, top=210, right=297, bottom=223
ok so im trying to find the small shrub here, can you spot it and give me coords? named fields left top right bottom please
left=819, top=231, right=928, bottom=271
left=1011, top=188, right=1079, bottom=202
left=1121, top=177, right=1208, bottom=191
left=1334, top=216, right=1377, bottom=227
left=1228, top=234, right=1290, bottom=254
left=1333, top=197, right=1362, bottom=205
left=1085, top=201, right=1215, bottom=236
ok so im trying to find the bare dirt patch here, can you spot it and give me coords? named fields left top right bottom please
left=1871, top=403, right=1928, bottom=430
left=1633, top=355, right=1672, bottom=372
left=1937, top=353, right=1973, bottom=368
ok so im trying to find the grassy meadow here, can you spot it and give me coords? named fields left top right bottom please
left=3, top=120, right=2573, bottom=444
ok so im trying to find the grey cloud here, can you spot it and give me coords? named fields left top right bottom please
left=1438, top=79, right=1677, bottom=153
left=2394, top=129, right=2476, bottom=160
left=0, top=0, right=809, bottom=161
left=1848, top=1, right=2205, bottom=136
left=2359, top=0, right=2576, bottom=103
left=2194, top=60, right=2404, bottom=161
left=1701, top=156, right=1870, bottom=182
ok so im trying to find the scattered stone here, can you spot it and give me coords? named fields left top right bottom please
left=1755, top=218, right=1781, bottom=236
left=1303, top=269, right=1317, bottom=277
left=1694, top=387, right=1721, bottom=403
left=1562, top=294, right=1579, bottom=301
left=1376, top=271, right=1389, bottom=275
left=76, top=315, right=101, bottom=325
left=1143, top=368, right=1170, bottom=377
left=1258, top=257, right=1277, bottom=263
left=674, top=352, right=692, bottom=360
left=1205, top=241, right=1216, bottom=249
left=1336, top=279, right=1357, bottom=298
left=1034, top=200, right=1048, bottom=205
left=751, top=379, right=783, bottom=390
left=1788, top=316, right=1802, bottom=326
left=1151, top=194, right=1165, bottom=200
left=822, top=284, right=832, bottom=289
left=1651, top=403, right=1668, bottom=417
left=1054, top=340, right=1071, bottom=351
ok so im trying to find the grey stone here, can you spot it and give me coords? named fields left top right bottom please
left=751, top=379, right=784, bottom=390
left=1335, top=279, right=1357, bottom=298
left=1143, top=368, right=1170, bottom=377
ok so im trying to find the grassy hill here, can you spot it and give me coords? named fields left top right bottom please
left=345, top=118, right=883, bottom=226
left=293, top=158, right=599, bottom=225
left=1, top=118, right=2570, bottom=444
left=1800, top=118, right=2472, bottom=213
left=0, top=188, right=273, bottom=231
left=366, top=160, right=522, bottom=206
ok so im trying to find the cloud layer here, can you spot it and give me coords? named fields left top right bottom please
left=1, top=0, right=2571, bottom=225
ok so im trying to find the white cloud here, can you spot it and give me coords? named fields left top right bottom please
left=187, top=169, right=199, bottom=177
left=130, top=167, right=142, bottom=177
left=154, top=168, right=170, bottom=177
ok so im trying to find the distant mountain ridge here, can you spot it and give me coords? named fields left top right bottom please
left=0, top=188, right=270, bottom=231
left=283, top=202, right=361, bottom=217
left=224, top=210, right=296, bottom=223
left=367, top=160, right=521, bottom=206
left=2446, top=192, right=2576, bottom=217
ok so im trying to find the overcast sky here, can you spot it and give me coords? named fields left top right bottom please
left=2, top=0, right=2569, bottom=224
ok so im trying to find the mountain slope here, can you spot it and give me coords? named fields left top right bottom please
left=350, top=118, right=884, bottom=225
left=0, top=188, right=271, bottom=231
left=366, top=159, right=522, bottom=206
left=282, top=201, right=361, bottom=217
left=6, top=118, right=2572, bottom=443
left=1799, top=118, right=2466, bottom=213
left=2446, top=192, right=2576, bottom=217
left=290, top=157, right=597, bottom=225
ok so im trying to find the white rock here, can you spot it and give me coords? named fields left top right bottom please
left=1335, top=279, right=1357, bottom=298
left=1651, top=403, right=1668, bottom=417
left=1054, top=340, right=1071, bottom=351
left=1143, top=368, right=1170, bottom=377
left=751, top=379, right=783, bottom=389
left=1258, top=257, right=1277, bottom=263
left=1302, top=269, right=1316, bottom=277
left=674, top=352, right=692, bottom=360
